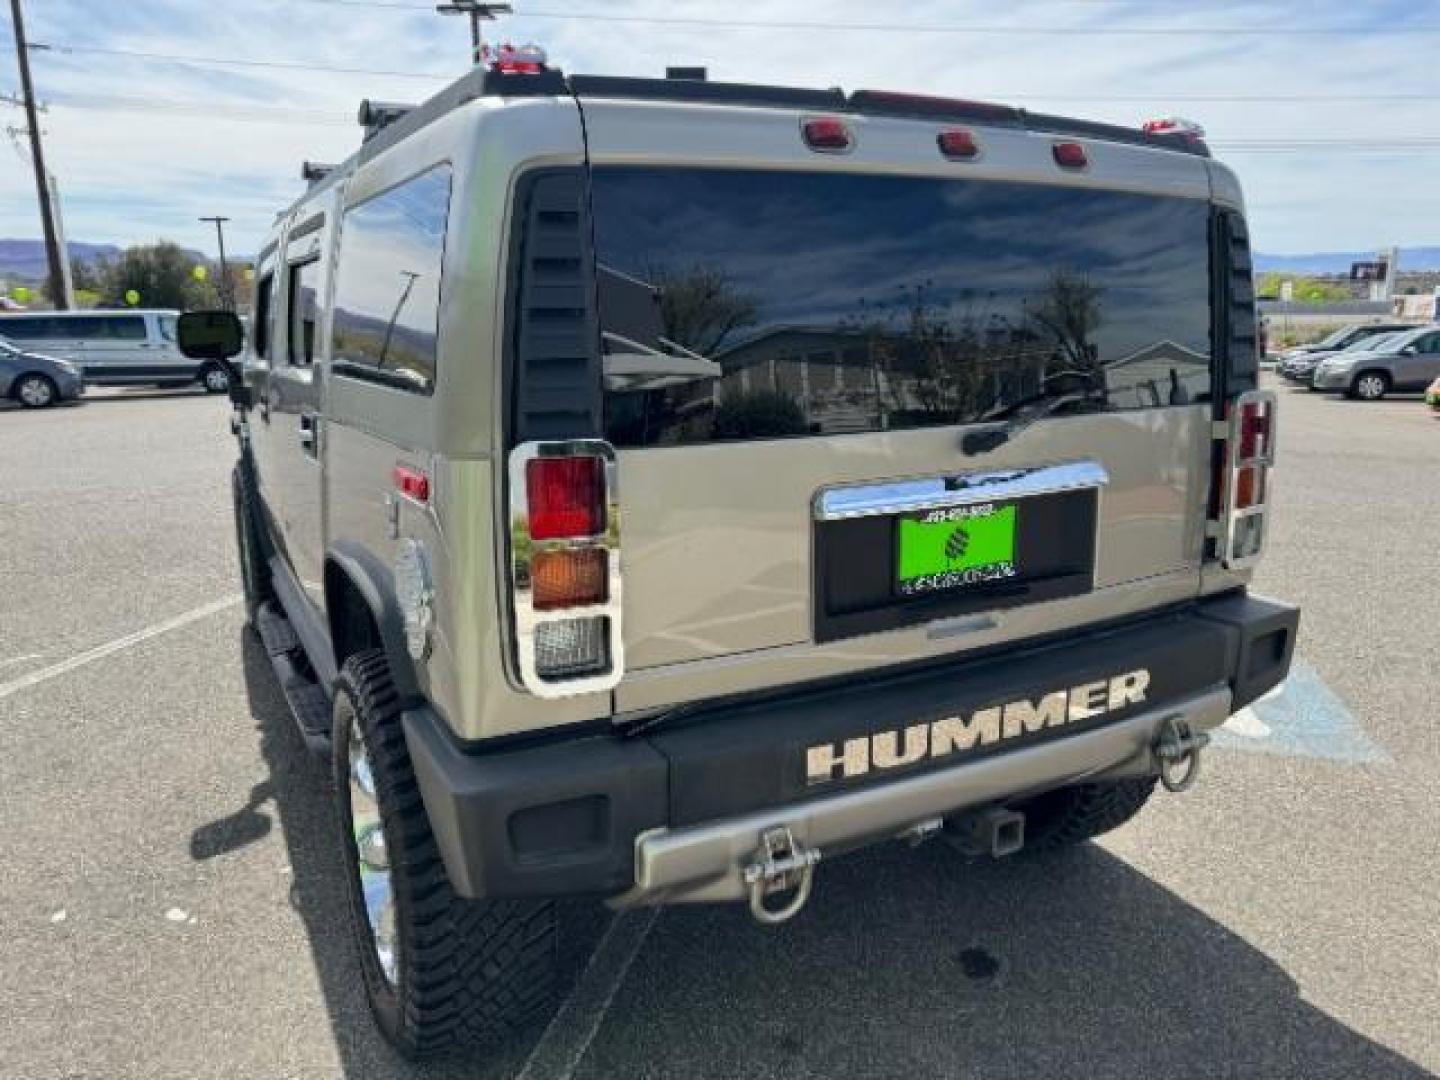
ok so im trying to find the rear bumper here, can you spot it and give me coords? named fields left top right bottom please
left=404, top=591, right=1298, bottom=903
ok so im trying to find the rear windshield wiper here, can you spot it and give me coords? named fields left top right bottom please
left=961, top=383, right=1108, bottom=456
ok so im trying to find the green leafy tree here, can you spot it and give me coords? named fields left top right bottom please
left=98, top=242, right=210, bottom=309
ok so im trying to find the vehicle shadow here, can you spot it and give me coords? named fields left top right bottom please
left=232, top=629, right=1434, bottom=1080
left=232, top=628, right=608, bottom=1079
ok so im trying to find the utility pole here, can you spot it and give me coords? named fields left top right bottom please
left=199, top=216, right=233, bottom=311
left=435, top=1, right=512, bottom=66
left=8, top=0, right=67, bottom=308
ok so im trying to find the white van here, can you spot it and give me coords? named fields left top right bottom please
left=0, top=309, right=231, bottom=392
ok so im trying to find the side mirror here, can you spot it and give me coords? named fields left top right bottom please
left=176, top=311, right=251, bottom=408
left=177, top=310, right=244, bottom=360
left=1401, top=345, right=1418, bottom=356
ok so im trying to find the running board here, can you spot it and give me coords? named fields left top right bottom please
left=256, top=601, right=332, bottom=757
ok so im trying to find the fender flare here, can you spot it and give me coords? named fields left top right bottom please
left=324, top=540, right=423, bottom=703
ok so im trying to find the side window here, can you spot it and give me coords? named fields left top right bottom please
left=1419, top=334, right=1440, bottom=354
left=102, top=316, right=147, bottom=341
left=52, top=317, right=102, bottom=340
left=331, top=164, right=451, bottom=393
left=0, top=319, right=45, bottom=340
left=253, top=268, right=275, bottom=361
left=288, top=259, right=322, bottom=366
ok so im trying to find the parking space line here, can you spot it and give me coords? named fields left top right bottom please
left=0, top=595, right=242, bottom=702
left=515, top=907, right=661, bottom=1080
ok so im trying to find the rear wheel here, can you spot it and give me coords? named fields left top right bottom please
left=1350, top=371, right=1390, bottom=401
left=14, top=373, right=57, bottom=408
left=1012, top=776, right=1159, bottom=853
left=231, top=464, right=271, bottom=623
left=332, top=650, right=559, bottom=1058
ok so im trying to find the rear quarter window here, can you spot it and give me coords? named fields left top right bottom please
left=331, top=165, right=451, bottom=393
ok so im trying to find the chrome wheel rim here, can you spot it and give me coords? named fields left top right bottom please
left=348, top=713, right=399, bottom=984
left=204, top=367, right=230, bottom=392
left=19, top=378, right=52, bottom=406
left=1358, top=375, right=1384, bottom=400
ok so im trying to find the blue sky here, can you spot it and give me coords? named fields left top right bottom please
left=2, top=0, right=1438, bottom=258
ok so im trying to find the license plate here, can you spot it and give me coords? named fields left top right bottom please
left=896, top=501, right=1020, bottom=596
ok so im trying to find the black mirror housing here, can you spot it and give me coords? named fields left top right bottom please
left=177, top=310, right=245, bottom=361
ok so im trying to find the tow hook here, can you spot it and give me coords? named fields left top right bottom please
left=742, top=826, right=821, bottom=926
left=1154, top=714, right=1210, bottom=793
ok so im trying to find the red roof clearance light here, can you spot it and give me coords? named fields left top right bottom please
left=802, top=117, right=854, bottom=153
left=1052, top=141, right=1089, bottom=169
left=1143, top=117, right=1207, bottom=140
left=487, top=41, right=548, bottom=74
left=525, top=455, right=606, bottom=540
left=937, top=128, right=980, bottom=161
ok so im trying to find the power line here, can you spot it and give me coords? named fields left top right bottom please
left=32, top=46, right=1440, bottom=107
left=115, top=0, right=1440, bottom=36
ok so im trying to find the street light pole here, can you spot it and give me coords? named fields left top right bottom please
left=435, top=2, right=512, bottom=66
left=8, top=0, right=68, bottom=309
left=199, top=216, right=232, bottom=311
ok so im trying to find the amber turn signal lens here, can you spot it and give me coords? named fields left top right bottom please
left=531, top=547, right=608, bottom=611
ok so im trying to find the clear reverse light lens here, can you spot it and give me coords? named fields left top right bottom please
left=534, top=617, right=610, bottom=680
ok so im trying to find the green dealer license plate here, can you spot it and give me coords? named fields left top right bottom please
left=896, top=502, right=1020, bottom=596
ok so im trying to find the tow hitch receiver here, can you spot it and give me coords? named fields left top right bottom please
left=1154, top=714, right=1210, bottom=792
left=743, top=826, right=821, bottom=926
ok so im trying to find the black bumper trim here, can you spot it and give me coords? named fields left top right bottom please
left=405, top=591, right=1297, bottom=900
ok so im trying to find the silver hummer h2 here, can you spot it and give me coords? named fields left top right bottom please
left=179, top=57, right=1299, bottom=1058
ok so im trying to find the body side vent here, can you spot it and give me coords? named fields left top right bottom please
left=510, top=170, right=603, bottom=443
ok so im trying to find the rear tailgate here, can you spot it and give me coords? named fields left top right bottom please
left=575, top=98, right=1218, bottom=712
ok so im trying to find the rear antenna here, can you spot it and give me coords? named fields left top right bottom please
left=435, top=1, right=513, bottom=67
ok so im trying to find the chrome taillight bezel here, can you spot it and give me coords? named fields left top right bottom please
left=1211, top=389, right=1277, bottom=569
left=507, top=439, right=623, bottom=698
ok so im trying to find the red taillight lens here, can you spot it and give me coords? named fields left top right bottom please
left=526, top=456, right=605, bottom=540
left=1239, top=401, right=1270, bottom=459
left=1053, top=141, right=1089, bottom=169
left=937, top=128, right=980, bottom=160
left=803, top=117, right=853, bottom=152
left=393, top=465, right=430, bottom=503
left=531, top=548, right=608, bottom=611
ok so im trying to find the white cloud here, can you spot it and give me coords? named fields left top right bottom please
left=3, top=0, right=1438, bottom=255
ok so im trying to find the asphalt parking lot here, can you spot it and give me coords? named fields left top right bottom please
left=3, top=380, right=1438, bottom=1079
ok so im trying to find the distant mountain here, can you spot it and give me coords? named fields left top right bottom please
left=1254, top=247, right=1440, bottom=274
left=0, top=238, right=123, bottom=281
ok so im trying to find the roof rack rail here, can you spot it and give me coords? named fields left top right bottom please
left=357, top=100, right=415, bottom=142
left=301, top=161, right=336, bottom=186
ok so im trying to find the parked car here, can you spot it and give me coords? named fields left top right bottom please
left=1280, top=330, right=1407, bottom=387
left=1276, top=322, right=1415, bottom=371
left=0, top=309, right=232, bottom=393
left=1311, top=325, right=1440, bottom=400
left=0, top=333, right=84, bottom=408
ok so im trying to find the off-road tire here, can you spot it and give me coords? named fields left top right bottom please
left=1348, top=370, right=1390, bottom=401
left=1013, top=776, right=1159, bottom=853
left=331, top=650, right=558, bottom=1059
left=231, top=463, right=271, bottom=623
left=14, top=373, right=57, bottom=408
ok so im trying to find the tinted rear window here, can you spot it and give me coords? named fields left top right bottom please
left=591, top=168, right=1213, bottom=447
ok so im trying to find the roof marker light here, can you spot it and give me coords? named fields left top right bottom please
left=1052, top=141, right=1089, bottom=169
left=487, top=41, right=548, bottom=74
left=937, top=128, right=980, bottom=161
left=1143, top=117, right=1207, bottom=140
left=802, top=117, right=854, bottom=153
